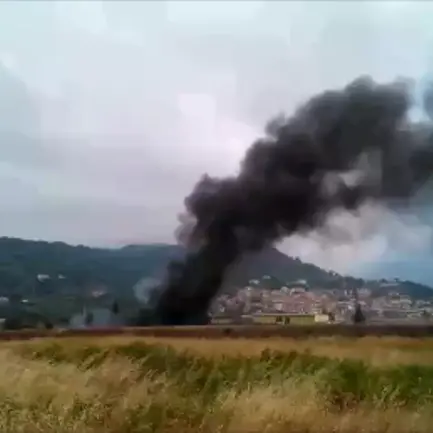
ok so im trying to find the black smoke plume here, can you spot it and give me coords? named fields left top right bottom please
left=154, top=76, right=433, bottom=325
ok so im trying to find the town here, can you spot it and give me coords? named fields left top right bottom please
left=209, top=276, right=433, bottom=325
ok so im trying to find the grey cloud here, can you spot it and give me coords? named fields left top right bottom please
left=0, top=63, right=40, bottom=134
left=0, top=200, right=179, bottom=246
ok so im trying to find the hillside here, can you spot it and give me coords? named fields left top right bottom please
left=0, top=237, right=431, bottom=300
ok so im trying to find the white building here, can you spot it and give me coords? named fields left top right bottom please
left=69, top=307, right=125, bottom=329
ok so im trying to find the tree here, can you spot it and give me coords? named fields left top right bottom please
left=85, top=311, right=94, bottom=326
left=131, top=308, right=158, bottom=326
left=352, top=304, right=366, bottom=324
left=111, top=301, right=119, bottom=315
left=45, top=320, right=54, bottom=330
left=3, top=317, right=23, bottom=330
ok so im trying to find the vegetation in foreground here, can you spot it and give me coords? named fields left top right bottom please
left=2, top=337, right=433, bottom=432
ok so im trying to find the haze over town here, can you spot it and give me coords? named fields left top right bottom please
left=1, top=1, right=433, bottom=282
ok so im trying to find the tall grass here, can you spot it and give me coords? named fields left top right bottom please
left=20, top=335, right=433, bottom=365
left=1, top=337, right=433, bottom=432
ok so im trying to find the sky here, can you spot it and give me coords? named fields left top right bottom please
left=1, top=1, right=433, bottom=279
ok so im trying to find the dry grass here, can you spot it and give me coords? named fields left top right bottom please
left=133, top=335, right=433, bottom=366
left=18, top=335, right=433, bottom=366
left=217, top=383, right=433, bottom=433
left=0, top=348, right=192, bottom=433
left=1, top=336, right=433, bottom=432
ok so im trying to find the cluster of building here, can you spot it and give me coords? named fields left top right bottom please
left=210, top=278, right=433, bottom=324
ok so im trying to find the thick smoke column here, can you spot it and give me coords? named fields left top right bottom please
left=155, top=76, right=433, bottom=325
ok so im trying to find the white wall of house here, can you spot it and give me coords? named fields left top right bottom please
left=69, top=307, right=125, bottom=329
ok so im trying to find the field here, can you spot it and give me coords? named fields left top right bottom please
left=3, top=323, right=433, bottom=341
left=1, top=333, right=433, bottom=432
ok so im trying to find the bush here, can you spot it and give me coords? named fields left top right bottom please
left=3, top=317, right=23, bottom=330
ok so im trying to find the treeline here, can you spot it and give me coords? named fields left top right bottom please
left=0, top=237, right=431, bottom=301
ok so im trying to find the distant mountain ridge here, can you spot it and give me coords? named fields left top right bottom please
left=356, top=258, right=433, bottom=288
left=0, top=237, right=431, bottom=299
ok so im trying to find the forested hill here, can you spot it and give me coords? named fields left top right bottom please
left=0, top=237, right=431, bottom=299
